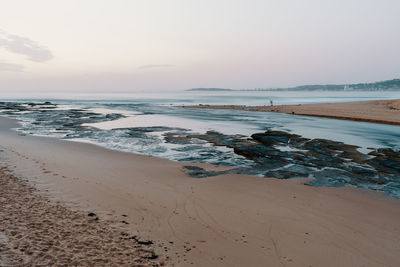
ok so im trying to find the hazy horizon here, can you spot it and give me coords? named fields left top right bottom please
left=1, top=0, right=400, bottom=93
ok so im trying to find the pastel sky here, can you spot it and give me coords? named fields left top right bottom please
left=1, top=0, right=399, bottom=92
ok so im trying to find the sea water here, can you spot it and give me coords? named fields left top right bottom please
left=1, top=90, right=400, bottom=196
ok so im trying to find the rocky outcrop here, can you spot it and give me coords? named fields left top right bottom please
left=168, top=130, right=400, bottom=197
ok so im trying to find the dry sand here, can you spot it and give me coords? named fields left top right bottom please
left=180, top=99, right=400, bottom=125
left=0, top=167, right=161, bottom=266
left=1, top=116, right=400, bottom=266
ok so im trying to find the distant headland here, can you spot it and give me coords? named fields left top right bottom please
left=186, top=78, right=400, bottom=92
left=186, top=88, right=235, bottom=91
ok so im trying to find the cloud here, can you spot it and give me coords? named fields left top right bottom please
left=0, top=30, right=53, bottom=62
left=138, top=64, right=174, bottom=69
left=0, top=62, right=24, bottom=72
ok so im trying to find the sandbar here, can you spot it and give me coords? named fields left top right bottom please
left=180, top=99, right=400, bottom=125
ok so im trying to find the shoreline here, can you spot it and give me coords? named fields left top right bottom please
left=178, top=99, right=400, bottom=126
left=1, top=116, right=400, bottom=266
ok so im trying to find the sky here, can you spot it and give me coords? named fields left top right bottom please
left=0, top=0, right=400, bottom=93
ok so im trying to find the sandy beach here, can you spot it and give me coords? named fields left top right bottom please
left=3, top=0, right=400, bottom=265
left=1, top=115, right=400, bottom=266
left=180, top=99, right=400, bottom=125
left=0, top=168, right=161, bottom=266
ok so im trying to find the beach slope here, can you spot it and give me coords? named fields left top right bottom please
left=1, top=116, right=400, bottom=266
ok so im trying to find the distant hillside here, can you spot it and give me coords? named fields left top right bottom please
left=186, top=79, right=400, bottom=92
left=274, top=78, right=400, bottom=91
left=186, top=88, right=234, bottom=91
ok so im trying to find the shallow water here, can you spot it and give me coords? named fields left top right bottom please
left=1, top=90, right=400, bottom=197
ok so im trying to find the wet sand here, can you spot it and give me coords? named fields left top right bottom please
left=1, top=116, right=400, bottom=266
left=180, top=99, right=400, bottom=125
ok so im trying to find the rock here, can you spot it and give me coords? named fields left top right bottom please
left=182, top=166, right=231, bottom=178
left=265, top=165, right=314, bottom=179
left=251, top=131, right=296, bottom=145
left=163, top=134, right=192, bottom=144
